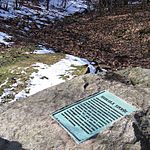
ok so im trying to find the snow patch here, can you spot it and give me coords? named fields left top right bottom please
left=0, top=32, right=12, bottom=45
left=0, top=0, right=88, bottom=20
left=0, top=78, right=8, bottom=88
left=15, top=54, right=95, bottom=100
left=33, top=45, right=55, bottom=54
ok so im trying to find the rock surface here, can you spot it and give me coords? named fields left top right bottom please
left=0, top=68, right=150, bottom=150
left=117, top=67, right=150, bottom=88
left=0, top=137, right=25, bottom=150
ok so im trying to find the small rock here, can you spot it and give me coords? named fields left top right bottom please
left=40, top=76, right=49, bottom=80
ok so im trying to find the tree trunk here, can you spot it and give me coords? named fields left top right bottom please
left=47, top=0, right=50, bottom=10
left=15, top=0, right=18, bottom=9
left=123, top=0, right=128, bottom=5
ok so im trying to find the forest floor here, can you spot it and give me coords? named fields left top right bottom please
left=35, top=5, right=150, bottom=70
left=0, top=4, right=150, bottom=102
left=5, top=4, right=149, bottom=70
left=1, top=5, right=150, bottom=70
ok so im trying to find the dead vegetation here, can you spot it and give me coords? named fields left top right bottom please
left=0, top=4, right=150, bottom=70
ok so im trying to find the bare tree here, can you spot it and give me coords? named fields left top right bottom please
left=61, top=0, right=68, bottom=9
left=15, top=0, right=19, bottom=9
left=47, top=0, right=50, bottom=10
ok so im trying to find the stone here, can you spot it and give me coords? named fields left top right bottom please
left=134, top=107, right=150, bottom=149
left=0, top=137, right=24, bottom=150
left=117, top=67, right=150, bottom=87
left=0, top=72, right=150, bottom=150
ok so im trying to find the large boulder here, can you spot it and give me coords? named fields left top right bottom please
left=0, top=72, right=150, bottom=150
left=117, top=67, right=150, bottom=87
left=0, top=137, right=25, bottom=150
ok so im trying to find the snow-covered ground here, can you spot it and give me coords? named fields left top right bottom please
left=0, top=1, right=94, bottom=102
left=0, top=31, right=12, bottom=45
left=15, top=54, right=95, bottom=100
left=0, top=0, right=88, bottom=20
left=128, top=0, right=141, bottom=5
left=0, top=47, right=96, bottom=102
left=33, top=45, right=55, bottom=54
left=0, top=1, right=89, bottom=45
